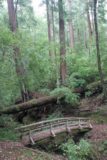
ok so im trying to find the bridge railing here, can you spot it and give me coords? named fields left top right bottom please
left=16, top=117, right=92, bottom=135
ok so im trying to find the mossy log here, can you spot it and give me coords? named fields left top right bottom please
left=0, top=95, right=62, bottom=115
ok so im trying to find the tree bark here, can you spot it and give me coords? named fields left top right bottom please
left=68, top=21, right=74, bottom=48
left=67, top=0, right=74, bottom=48
left=87, top=6, right=93, bottom=39
left=7, top=0, right=29, bottom=102
left=84, top=31, right=88, bottom=49
left=0, top=95, right=62, bottom=114
left=46, top=0, right=53, bottom=57
left=7, top=0, right=17, bottom=32
left=51, top=0, right=56, bottom=56
left=58, top=0, right=67, bottom=85
left=93, top=0, right=107, bottom=99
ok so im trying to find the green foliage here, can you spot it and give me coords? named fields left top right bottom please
left=86, top=81, right=103, bottom=96
left=0, top=27, right=20, bottom=106
left=47, top=110, right=63, bottom=120
left=38, top=88, right=50, bottom=95
left=90, top=106, right=107, bottom=124
left=99, top=140, right=107, bottom=155
left=85, top=91, right=92, bottom=97
left=0, top=22, right=54, bottom=106
left=61, top=139, right=92, bottom=160
left=67, top=72, right=86, bottom=89
left=50, top=87, right=79, bottom=105
left=0, top=116, right=20, bottom=141
left=67, top=53, right=99, bottom=83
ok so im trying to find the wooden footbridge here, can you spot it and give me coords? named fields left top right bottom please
left=16, top=117, right=92, bottom=145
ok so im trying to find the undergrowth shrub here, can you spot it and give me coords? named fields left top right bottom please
left=38, top=88, right=50, bottom=95
left=85, top=81, right=103, bottom=97
left=50, top=87, right=79, bottom=105
left=0, top=115, right=20, bottom=141
left=67, top=54, right=99, bottom=83
left=61, top=139, right=94, bottom=160
left=67, top=72, right=86, bottom=89
left=99, top=140, right=107, bottom=155
left=47, top=110, right=63, bottom=120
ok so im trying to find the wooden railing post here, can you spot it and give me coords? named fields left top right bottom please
left=50, top=123, right=55, bottom=137
left=66, top=120, right=71, bottom=133
left=88, top=120, right=93, bottom=129
left=29, top=131, right=35, bottom=145
left=78, top=118, right=82, bottom=129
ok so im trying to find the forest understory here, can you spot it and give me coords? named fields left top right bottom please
left=1, top=0, right=107, bottom=159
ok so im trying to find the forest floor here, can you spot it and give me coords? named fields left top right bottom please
left=89, top=124, right=107, bottom=142
left=0, top=141, right=67, bottom=160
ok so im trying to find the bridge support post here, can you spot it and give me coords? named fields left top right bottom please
left=78, top=119, right=83, bottom=130
left=29, top=131, right=35, bottom=145
left=66, top=121, right=71, bottom=133
left=50, top=124, right=56, bottom=137
left=88, top=120, right=93, bottom=129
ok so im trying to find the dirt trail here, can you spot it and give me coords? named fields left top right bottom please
left=87, top=124, right=107, bottom=142
left=0, top=141, right=67, bottom=160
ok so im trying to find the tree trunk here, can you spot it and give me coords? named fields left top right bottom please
left=7, top=0, right=17, bottom=32
left=93, top=0, right=107, bottom=99
left=68, top=21, right=74, bottom=48
left=7, top=0, right=29, bottom=102
left=51, top=0, right=56, bottom=56
left=84, top=31, right=88, bottom=49
left=67, top=0, right=74, bottom=48
left=0, top=95, right=63, bottom=115
left=51, top=0, right=60, bottom=87
left=46, top=0, right=53, bottom=57
left=87, top=7, right=93, bottom=39
left=58, top=0, right=67, bottom=85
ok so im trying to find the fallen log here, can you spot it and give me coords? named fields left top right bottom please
left=0, top=95, right=63, bottom=115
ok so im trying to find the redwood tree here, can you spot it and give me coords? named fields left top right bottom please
left=87, top=5, right=93, bottom=40
left=67, top=0, right=74, bottom=48
left=58, top=0, right=67, bottom=85
left=46, top=0, right=53, bottom=57
left=7, top=0, right=29, bottom=102
left=94, top=0, right=107, bottom=99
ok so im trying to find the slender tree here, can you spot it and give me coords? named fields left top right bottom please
left=51, top=0, right=60, bottom=87
left=46, top=0, right=53, bottom=57
left=67, top=0, right=74, bottom=48
left=7, top=0, right=29, bottom=102
left=94, top=0, right=107, bottom=99
left=87, top=5, right=93, bottom=39
left=85, top=1, right=93, bottom=55
left=51, top=0, right=56, bottom=56
left=58, top=0, right=67, bottom=85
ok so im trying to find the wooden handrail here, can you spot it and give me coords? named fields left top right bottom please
left=29, top=122, right=89, bottom=134
left=16, top=117, right=91, bottom=134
